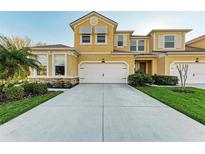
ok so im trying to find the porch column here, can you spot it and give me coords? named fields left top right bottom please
left=151, top=59, right=157, bottom=75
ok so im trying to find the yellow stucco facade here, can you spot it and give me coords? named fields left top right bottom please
left=30, top=11, right=205, bottom=84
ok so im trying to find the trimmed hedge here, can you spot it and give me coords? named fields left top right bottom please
left=5, top=86, right=24, bottom=100
left=23, top=83, right=36, bottom=95
left=152, top=74, right=178, bottom=85
left=32, top=83, right=48, bottom=95
left=23, top=83, right=48, bottom=95
left=128, top=72, right=153, bottom=86
left=47, top=81, right=73, bottom=89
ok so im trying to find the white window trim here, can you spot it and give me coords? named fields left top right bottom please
left=130, top=39, right=146, bottom=52
left=80, top=34, right=92, bottom=45
left=52, top=53, right=67, bottom=78
left=34, top=54, right=48, bottom=78
left=163, top=35, right=176, bottom=49
left=117, top=35, right=124, bottom=48
left=95, top=34, right=107, bottom=45
left=130, top=39, right=137, bottom=51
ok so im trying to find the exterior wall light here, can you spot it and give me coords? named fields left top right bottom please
left=195, top=58, right=199, bottom=63
left=102, top=58, right=105, bottom=63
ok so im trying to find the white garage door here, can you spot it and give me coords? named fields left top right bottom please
left=79, top=63, right=128, bottom=83
left=170, top=62, right=205, bottom=83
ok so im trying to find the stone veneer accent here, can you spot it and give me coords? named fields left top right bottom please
left=28, top=77, right=79, bottom=85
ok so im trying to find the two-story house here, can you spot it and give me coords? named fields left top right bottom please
left=29, top=11, right=205, bottom=84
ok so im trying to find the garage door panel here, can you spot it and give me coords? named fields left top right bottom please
left=170, top=62, right=205, bottom=83
left=79, top=63, right=128, bottom=83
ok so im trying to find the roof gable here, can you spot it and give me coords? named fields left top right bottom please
left=186, top=35, right=205, bottom=45
left=70, top=11, right=118, bottom=30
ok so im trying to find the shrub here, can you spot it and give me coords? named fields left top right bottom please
left=5, top=86, right=24, bottom=100
left=47, top=81, right=73, bottom=89
left=32, top=83, right=48, bottom=95
left=128, top=72, right=153, bottom=86
left=63, top=82, right=72, bottom=88
left=153, top=75, right=178, bottom=85
left=23, top=83, right=36, bottom=95
left=0, top=85, right=3, bottom=100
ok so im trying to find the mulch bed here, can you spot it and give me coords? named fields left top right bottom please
left=0, top=91, right=55, bottom=105
left=173, top=89, right=194, bottom=93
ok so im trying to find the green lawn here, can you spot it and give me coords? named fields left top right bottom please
left=138, top=86, right=205, bottom=125
left=0, top=91, right=62, bottom=125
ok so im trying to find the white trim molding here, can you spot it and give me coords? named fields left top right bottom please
left=95, top=34, right=108, bottom=45
left=52, top=53, right=67, bottom=78
left=80, top=34, right=92, bottom=45
left=163, top=34, right=176, bottom=49
left=33, top=54, right=49, bottom=78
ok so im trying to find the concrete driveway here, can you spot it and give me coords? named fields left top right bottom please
left=1, top=84, right=205, bottom=142
left=187, top=83, right=205, bottom=89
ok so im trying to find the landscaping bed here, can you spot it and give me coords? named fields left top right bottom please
left=137, top=86, right=205, bottom=125
left=0, top=82, right=63, bottom=125
left=0, top=91, right=62, bottom=125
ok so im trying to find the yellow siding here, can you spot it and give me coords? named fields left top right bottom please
left=153, top=31, right=186, bottom=51
left=129, top=37, right=151, bottom=53
left=114, top=32, right=131, bottom=51
left=74, top=16, right=114, bottom=52
left=157, top=56, right=166, bottom=75
left=31, top=51, right=78, bottom=78
left=67, top=55, right=78, bottom=77
left=187, top=39, right=205, bottom=49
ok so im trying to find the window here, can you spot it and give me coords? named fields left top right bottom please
left=138, top=40, right=145, bottom=51
left=117, top=35, right=124, bottom=47
left=130, top=39, right=137, bottom=51
left=81, top=34, right=91, bottom=44
left=36, top=55, right=47, bottom=76
left=97, top=34, right=106, bottom=43
left=54, top=54, right=65, bottom=76
left=164, top=35, right=175, bottom=48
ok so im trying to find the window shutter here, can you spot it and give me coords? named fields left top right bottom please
left=175, top=35, right=182, bottom=48
left=123, top=34, right=127, bottom=46
left=114, top=35, right=118, bottom=46
left=79, top=27, right=92, bottom=34
left=95, top=26, right=108, bottom=33
left=158, top=35, right=164, bottom=49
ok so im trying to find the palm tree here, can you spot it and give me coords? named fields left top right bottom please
left=0, top=35, right=40, bottom=90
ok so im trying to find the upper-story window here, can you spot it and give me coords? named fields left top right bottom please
left=130, top=39, right=137, bottom=51
left=97, top=34, right=106, bottom=44
left=130, top=39, right=145, bottom=52
left=79, top=27, right=92, bottom=45
left=82, top=34, right=91, bottom=44
left=53, top=54, right=65, bottom=76
left=36, top=54, right=48, bottom=76
left=138, top=40, right=145, bottom=51
left=117, top=35, right=124, bottom=47
left=95, top=26, right=107, bottom=44
left=164, top=35, right=175, bottom=48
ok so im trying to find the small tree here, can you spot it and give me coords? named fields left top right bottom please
left=176, top=64, right=189, bottom=89
left=0, top=35, right=40, bottom=91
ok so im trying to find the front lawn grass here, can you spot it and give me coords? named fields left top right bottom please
left=137, top=86, right=205, bottom=125
left=0, top=91, right=62, bottom=125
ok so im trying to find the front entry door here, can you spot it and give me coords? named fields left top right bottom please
left=139, top=62, right=146, bottom=73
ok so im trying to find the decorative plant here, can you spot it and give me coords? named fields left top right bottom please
left=0, top=35, right=40, bottom=91
left=176, top=63, right=189, bottom=89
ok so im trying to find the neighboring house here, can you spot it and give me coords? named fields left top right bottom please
left=29, top=11, right=205, bottom=84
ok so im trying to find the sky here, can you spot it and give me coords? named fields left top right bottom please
left=0, top=11, right=205, bottom=46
